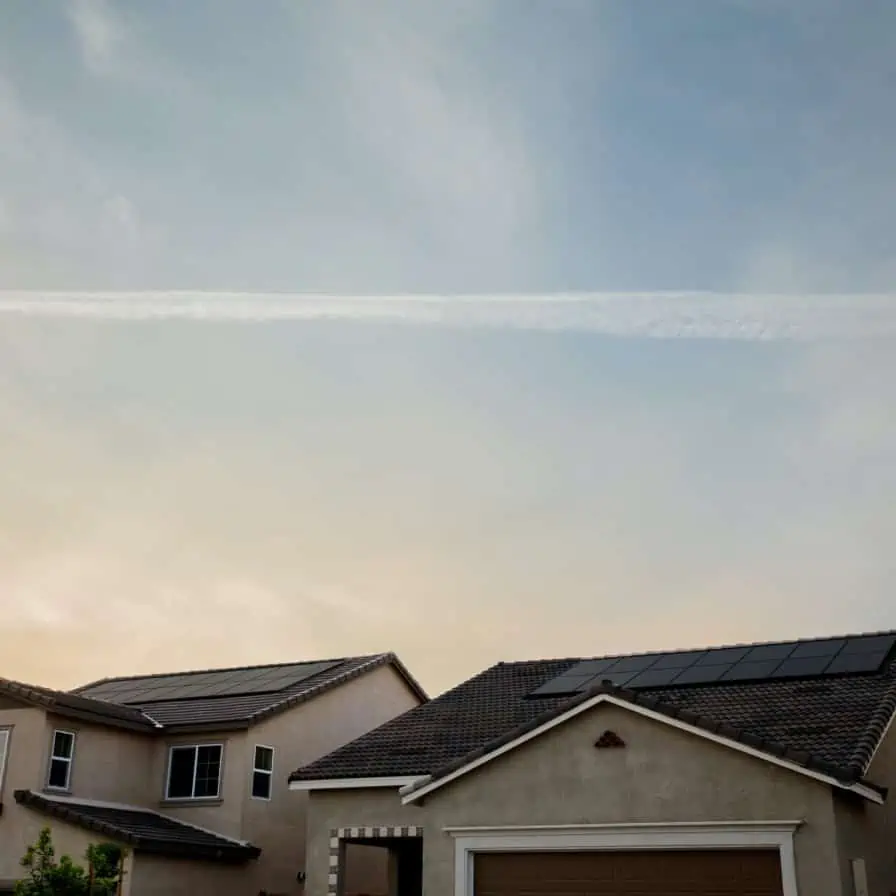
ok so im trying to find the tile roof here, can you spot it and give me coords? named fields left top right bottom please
left=289, top=631, right=896, bottom=793
left=14, top=790, right=260, bottom=863
left=73, top=652, right=427, bottom=732
left=0, top=678, right=159, bottom=733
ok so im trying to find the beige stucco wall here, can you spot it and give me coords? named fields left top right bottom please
left=128, top=853, right=255, bottom=896
left=306, top=703, right=848, bottom=896
left=241, top=663, right=422, bottom=896
left=833, top=715, right=896, bottom=896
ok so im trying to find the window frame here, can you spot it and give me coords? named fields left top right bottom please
left=0, top=726, right=11, bottom=797
left=164, top=743, right=224, bottom=801
left=250, top=744, right=275, bottom=801
left=46, top=729, right=76, bottom=792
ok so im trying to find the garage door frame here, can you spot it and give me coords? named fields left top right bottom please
left=447, top=822, right=800, bottom=896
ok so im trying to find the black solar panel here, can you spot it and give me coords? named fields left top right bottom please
left=79, top=660, right=342, bottom=704
left=826, top=651, right=890, bottom=675
left=671, top=664, right=731, bottom=686
left=527, top=632, right=896, bottom=699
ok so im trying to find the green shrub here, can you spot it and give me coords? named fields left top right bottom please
left=15, top=827, right=126, bottom=896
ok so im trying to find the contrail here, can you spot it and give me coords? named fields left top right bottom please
left=0, top=291, right=894, bottom=340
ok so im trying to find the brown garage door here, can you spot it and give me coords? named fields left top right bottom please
left=474, top=850, right=783, bottom=896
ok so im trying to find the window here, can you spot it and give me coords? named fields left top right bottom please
left=0, top=728, right=10, bottom=791
left=166, top=744, right=222, bottom=799
left=251, top=745, right=274, bottom=800
left=47, top=730, right=75, bottom=790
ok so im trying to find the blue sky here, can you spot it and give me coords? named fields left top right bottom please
left=1, top=2, right=895, bottom=693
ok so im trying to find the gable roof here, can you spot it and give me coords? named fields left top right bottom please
left=14, top=790, right=260, bottom=863
left=3, top=653, right=426, bottom=735
left=289, top=630, right=896, bottom=803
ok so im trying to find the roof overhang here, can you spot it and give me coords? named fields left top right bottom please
left=400, top=693, right=885, bottom=806
left=289, top=775, right=422, bottom=792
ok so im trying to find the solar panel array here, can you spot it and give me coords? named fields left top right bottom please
left=79, top=660, right=342, bottom=705
left=528, top=633, right=896, bottom=698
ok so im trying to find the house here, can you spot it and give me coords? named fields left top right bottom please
left=0, top=652, right=426, bottom=896
left=289, top=630, right=896, bottom=896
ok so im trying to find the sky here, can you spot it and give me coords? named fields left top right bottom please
left=1, top=1, right=895, bottom=696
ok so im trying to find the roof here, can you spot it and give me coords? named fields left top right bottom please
left=73, top=652, right=426, bottom=732
left=289, top=630, right=896, bottom=799
left=0, top=679, right=159, bottom=733
left=2, top=653, right=425, bottom=734
left=14, top=791, right=260, bottom=863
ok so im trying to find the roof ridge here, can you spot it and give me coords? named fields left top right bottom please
left=73, top=653, right=382, bottom=692
left=506, top=628, right=896, bottom=665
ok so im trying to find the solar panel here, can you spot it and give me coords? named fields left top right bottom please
left=720, top=659, right=782, bottom=681
left=607, top=655, right=660, bottom=674
left=529, top=676, right=594, bottom=698
left=826, top=651, right=890, bottom=675
left=526, top=632, right=896, bottom=699
left=78, top=660, right=344, bottom=704
left=841, top=634, right=896, bottom=655
left=564, top=659, right=618, bottom=677
left=670, top=664, right=732, bottom=686
left=650, top=650, right=708, bottom=670
left=790, top=639, right=845, bottom=659
left=773, top=656, right=832, bottom=678
left=625, top=667, right=682, bottom=688
left=695, top=646, right=750, bottom=666
left=742, top=643, right=795, bottom=662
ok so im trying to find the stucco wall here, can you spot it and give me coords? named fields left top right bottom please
left=241, top=663, right=422, bottom=896
left=128, top=853, right=254, bottom=896
left=833, top=713, right=896, bottom=896
left=306, top=703, right=845, bottom=896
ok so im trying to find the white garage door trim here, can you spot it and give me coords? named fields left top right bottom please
left=447, top=821, right=801, bottom=896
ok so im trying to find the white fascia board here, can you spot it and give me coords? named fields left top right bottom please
left=401, top=693, right=884, bottom=805
left=289, top=776, right=421, bottom=791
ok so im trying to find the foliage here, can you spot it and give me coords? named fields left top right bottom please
left=15, top=827, right=126, bottom=896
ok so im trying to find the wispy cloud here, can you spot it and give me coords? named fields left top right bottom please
left=67, top=0, right=125, bottom=75
left=1, top=291, right=895, bottom=341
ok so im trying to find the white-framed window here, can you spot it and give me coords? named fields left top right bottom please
left=47, top=730, right=75, bottom=790
left=165, top=744, right=223, bottom=800
left=251, top=745, right=274, bottom=800
left=0, top=727, right=11, bottom=793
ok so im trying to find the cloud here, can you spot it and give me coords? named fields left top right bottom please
left=0, top=291, right=895, bottom=341
left=67, top=0, right=125, bottom=75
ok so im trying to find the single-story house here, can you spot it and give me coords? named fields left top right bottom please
left=288, top=630, right=896, bottom=896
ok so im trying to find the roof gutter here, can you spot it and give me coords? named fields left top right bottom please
left=288, top=776, right=423, bottom=791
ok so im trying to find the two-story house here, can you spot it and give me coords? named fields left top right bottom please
left=0, top=652, right=426, bottom=896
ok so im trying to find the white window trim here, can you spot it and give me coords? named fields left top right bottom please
left=0, top=727, right=11, bottom=796
left=288, top=775, right=422, bottom=791
left=164, top=743, right=224, bottom=801
left=448, top=822, right=802, bottom=896
left=46, top=729, right=76, bottom=792
left=402, top=693, right=884, bottom=805
left=251, top=744, right=275, bottom=801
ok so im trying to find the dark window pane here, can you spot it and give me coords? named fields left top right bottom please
left=194, top=745, right=222, bottom=798
left=48, top=758, right=70, bottom=789
left=252, top=770, right=271, bottom=799
left=254, top=746, right=273, bottom=772
left=167, top=747, right=196, bottom=799
left=53, top=731, right=74, bottom=759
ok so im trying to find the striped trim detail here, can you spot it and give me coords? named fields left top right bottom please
left=328, top=826, right=422, bottom=896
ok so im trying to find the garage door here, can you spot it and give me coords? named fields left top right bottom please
left=474, top=850, right=784, bottom=896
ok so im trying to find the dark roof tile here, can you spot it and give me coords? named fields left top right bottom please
left=14, top=790, right=260, bottom=863
left=289, top=632, right=896, bottom=794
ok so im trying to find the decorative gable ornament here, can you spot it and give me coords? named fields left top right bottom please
left=594, top=729, right=626, bottom=749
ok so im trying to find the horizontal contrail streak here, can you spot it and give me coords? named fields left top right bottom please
left=0, top=291, right=894, bottom=340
